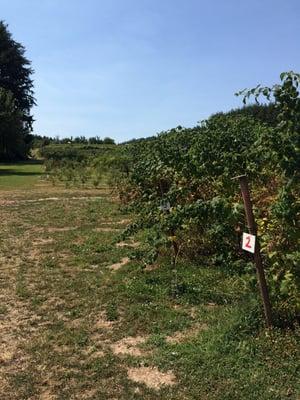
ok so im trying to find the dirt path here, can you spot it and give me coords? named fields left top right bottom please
left=0, top=195, right=106, bottom=207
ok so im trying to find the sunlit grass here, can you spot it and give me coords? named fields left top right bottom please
left=0, top=161, right=44, bottom=189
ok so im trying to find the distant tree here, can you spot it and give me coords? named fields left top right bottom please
left=89, top=136, right=103, bottom=144
left=31, top=134, right=52, bottom=147
left=74, top=136, right=88, bottom=144
left=60, top=137, right=72, bottom=144
left=103, top=137, right=115, bottom=145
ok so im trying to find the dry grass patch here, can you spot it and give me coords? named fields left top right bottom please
left=52, top=344, right=71, bottom=354
left=90, top=312, right=115, bottom=347
left=127, top=366, right=176, bottom=390
left=46, top=226, right=78, bottom=233
left=84, top=348, right=105, bottom=360
left=90, top=331, right=105, bottom=345
left=40, top=297, right=66, bottom=310
left=99, top=218, right=131, bottom=225
left=116, top=218, right=132, bottom=225
left=116, top=241, right=140, bottom=248
left=93, top=312, right=116, bottom=330
left=107, top=257, right=130, bottom=271
left=39, top=388, right=56, bottom=400
left=166, top=323, right=208, bottom=344
left=110, top=336, right=148, bottom=357
left=93, top=227, right=121, bottom=233
left=144, top=263, right=159, bottom=272
left=81, top=388, right=98, bottom=399
left=32, top=238, right=55, bottom=246
left=0, top=255, right=40, bottom=387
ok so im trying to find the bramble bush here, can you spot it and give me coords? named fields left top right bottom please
left=117, top=72, right=299, bottom=321
left=237, top=71, right=300, bottom=319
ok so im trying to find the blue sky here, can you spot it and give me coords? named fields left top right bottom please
left=1, top=0, right=300, bottom=142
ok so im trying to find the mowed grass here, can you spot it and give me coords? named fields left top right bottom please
left=0, top=162, right=44, bottom=189
left=0, top=177, right=299, bottom=399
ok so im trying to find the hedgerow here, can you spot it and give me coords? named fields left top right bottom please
left=117, top=72, right=299, bottom=320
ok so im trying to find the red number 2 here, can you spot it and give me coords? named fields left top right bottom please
left=245, top=236, right=252, bottom=249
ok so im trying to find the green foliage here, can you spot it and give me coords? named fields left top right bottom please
left=237, top=71, right=300, bottom=317
left=214, top=103, right=280, bottom=127
left=115, top=72, right=300, bottom=321
left=33, top=134, right=116, bottom=148
left=40, top=143, right=116, bottom=162
left=42, top=144, right=124, bottom=188
left=0, top=21, right=35, bottom=126
left=121, top=116, right=267, bottom=268
left=0, top=88, right=25, bottom=160
left=0, top=21, right=35, bottom=160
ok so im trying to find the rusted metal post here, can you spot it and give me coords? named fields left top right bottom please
left=234, top=174, right=273, bottom=328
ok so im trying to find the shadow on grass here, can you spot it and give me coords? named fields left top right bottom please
left=0, top=159, right=44, bottom=165
left=0, top=160, right=44, bottom=177
left=0, top=170, right=43, bottom=177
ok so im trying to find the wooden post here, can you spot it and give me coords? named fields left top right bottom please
left=234, top=175, right=273, bottom=328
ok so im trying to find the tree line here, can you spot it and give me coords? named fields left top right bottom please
left=32, top=135, right=115, bottom=148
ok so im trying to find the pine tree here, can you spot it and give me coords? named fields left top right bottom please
left=0, top=87, right=24, bottom=160
left=0, top=21, right=35, bottom=160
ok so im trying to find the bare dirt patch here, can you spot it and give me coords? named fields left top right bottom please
left=88, top=350, right=105, bottom=360
left=0, top=195, right=104, bottom=207
left=32, top=238, right=55, bottom=246
left=93, top=312, right=115, bottom=330
left=116, top=219, right=132, bottom=225
left=82, top=346, right=105, bottom=360
left=111, top=336, right=148, bottom=357
left=90, top=331, right=105, bottom=346
left=93, top=227, right=121, bottom=233
left=116, top=241, right=140, bottom=248
left=52, top=344, right=71, bottom=354
left=108, top=257, right=130, bottom=271
left=144, top=263, right=159, bottom=271
left=39, top=388, right=56, bottom=400
left=90, top=312, right=116, bottom=346
left=67, top=318, right=84, bottom=329
left=127, top=366, right=176, bottom=389
left=46, top=226, right=78, bottom=233
left=99, top=218, right=131, bottom=226
left=81, top=388, right=98, bottom=399
left=165, top=323, right=208, bottom=344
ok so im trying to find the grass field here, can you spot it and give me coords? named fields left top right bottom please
left=0, top=163, right=299, bottom=399
left=0, top=162, right=44, bottom=190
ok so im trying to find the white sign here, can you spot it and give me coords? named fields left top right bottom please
left=159, top=201, right=171, bottom=212
left=242, top=233, right=256, bottom=254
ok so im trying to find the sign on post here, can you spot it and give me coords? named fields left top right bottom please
left=233, top=174, right=272, bottom=328
left=242, top=232, right=256, bottom=254
left=159, top=200, right=171, bottom=212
